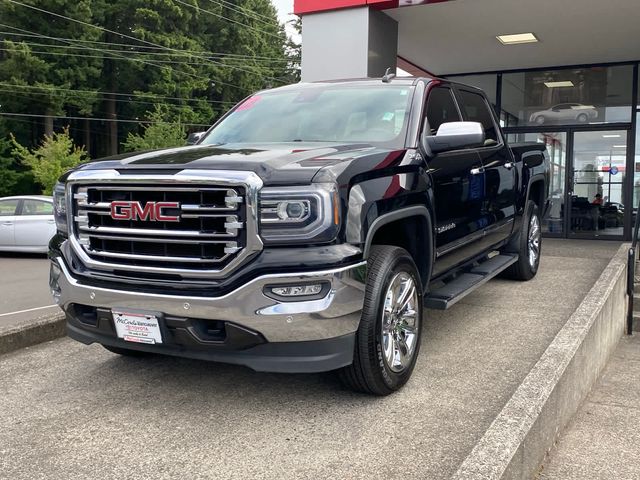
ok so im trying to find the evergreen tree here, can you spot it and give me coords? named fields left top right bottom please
left=0, top=0, right=101, bottom=144
left=0, top=0, right=296, bottom=195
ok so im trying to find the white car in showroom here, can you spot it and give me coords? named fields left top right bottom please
left=0, top=195, right=56, bottom=253
left=529, top=103, right=599, bottom=125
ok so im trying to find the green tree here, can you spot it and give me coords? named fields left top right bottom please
left=283, top=17, right=302, bottom=84
left=0, top=125, right=39, bottom=196
left=11, top=127, right=88, bottom=194
left=0, top=0, right=294, bottom=157
left=123, top=106, right=186, bottom=152
left=0, top=138, right=21, bottom=197
left=0, top=1, right=101, bottom=142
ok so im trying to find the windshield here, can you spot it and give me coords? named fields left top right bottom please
left=202, top=84, right=414, bottom=148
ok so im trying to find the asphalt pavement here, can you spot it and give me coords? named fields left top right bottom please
left=0, top=253, right=59, bottom=330
left=0, top=239, right=622, bottom=480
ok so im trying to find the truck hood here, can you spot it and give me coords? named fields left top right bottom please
left=78, top=142, right=399, bottom=185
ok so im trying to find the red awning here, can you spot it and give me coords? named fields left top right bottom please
left=294, top=0, right=452, bottom=15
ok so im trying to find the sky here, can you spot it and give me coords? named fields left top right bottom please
left=271, top=0, right=299, bottom=43
left=272, top=0, right=294, bottom=22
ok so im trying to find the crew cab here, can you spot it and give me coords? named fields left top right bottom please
left=49, top=77, right=549, bottom=395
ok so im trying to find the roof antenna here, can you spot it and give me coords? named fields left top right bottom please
left=382, top=67, right=396, bottom=83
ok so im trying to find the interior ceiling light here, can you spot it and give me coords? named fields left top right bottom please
left=544, top=81, right=575, bottom=88
left=613, top=145, right=626, bottom=148
left=602, top=134, right=621, bottom=138
left=496, top=33, right=538, bottom=45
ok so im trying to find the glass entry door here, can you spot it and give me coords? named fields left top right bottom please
left=568, top=130, right=627, bottom=238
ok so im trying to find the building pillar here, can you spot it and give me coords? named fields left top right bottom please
left=301, top=7, right=398, bottom=82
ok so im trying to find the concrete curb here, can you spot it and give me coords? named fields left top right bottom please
left=451, top=243, right=629, bottom=480
left=0, top=311, right=65, bottom=356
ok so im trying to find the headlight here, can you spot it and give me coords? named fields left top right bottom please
left=259, top=183, right=340, bottom=244
left=53, top=181, right=68, bottom=235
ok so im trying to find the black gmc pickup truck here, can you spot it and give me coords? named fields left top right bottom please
left=50, top=77, right=549, bottom=395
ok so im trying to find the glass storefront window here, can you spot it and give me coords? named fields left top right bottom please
left=501, top=65, right=634, bottom=127
left=447, top=74, right=498, bottom=107
left=571, top=130, right=627, bottom=237
left=507, top=132, right=567, bottom=234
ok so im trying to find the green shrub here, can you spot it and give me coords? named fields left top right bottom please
left=123, top=106, right=186, bottom=152
left=12, top=127, right=88, bottom=195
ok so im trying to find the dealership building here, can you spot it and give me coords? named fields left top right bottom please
left=294, top=0, right=640, bottom=241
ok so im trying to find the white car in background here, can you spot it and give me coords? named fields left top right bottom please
left=529, top=103, right=599, bottom=125
left=0, top=195, right=56, bottom=253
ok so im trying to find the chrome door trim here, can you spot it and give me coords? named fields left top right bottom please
left=436, top=217, right=514, bottom=258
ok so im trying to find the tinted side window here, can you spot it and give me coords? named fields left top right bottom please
left=0, top=199, right=19, bottom=216
left=21, top=200, right=53, bottom=216
left=458, top=90, right=498, bottom=143
left=425, top=87, right=461, bottom=135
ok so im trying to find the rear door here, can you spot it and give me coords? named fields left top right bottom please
left=455, top=86, right=517, bottom=249
left=0, top=199, right=19, bottom=247
left=14, top=199, right=55, bottom=249
left=423, top=85, right=488, bottom=277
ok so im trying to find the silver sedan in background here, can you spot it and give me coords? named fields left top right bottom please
left=0, top=195, right=56, bottom=253
left=529, top=103, right=599, bottom=125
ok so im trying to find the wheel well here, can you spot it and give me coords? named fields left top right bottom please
left=528, top=179, right=545, bottom=210
left=368, top=215, right=431, bottom=287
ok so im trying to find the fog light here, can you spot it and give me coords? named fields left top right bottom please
left=270, top=284, right=323, bottom=297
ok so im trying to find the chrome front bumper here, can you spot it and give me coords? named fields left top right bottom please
left=50, top=256, right=366, bottom=343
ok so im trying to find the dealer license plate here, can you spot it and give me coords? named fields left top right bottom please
left=112, top=310, right=163, bottom=345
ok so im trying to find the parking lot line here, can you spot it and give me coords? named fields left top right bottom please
left=0, top=305, right=58, bottom=317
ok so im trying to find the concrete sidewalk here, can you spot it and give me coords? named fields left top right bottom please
left=539, top=334, right=640, bottom=479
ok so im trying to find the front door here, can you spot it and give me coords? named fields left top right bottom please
left=568, top=130, right=627, bottom=238
left=14, top=198, right=56, bottom=247
left=0, top=199, right=19, bottom=248
left=423, top=86, right=487, bottom=277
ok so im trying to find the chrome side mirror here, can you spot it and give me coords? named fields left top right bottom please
left=187, top=131, right=206, bottom=145
left=424, top=121, right=485, bottom=154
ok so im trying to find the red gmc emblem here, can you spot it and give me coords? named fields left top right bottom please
left=110, top=201, right=180, bottom=222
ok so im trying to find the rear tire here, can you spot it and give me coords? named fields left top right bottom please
left=339, top=245, right=424, bottom=396
left=502, top=200, right=541, bottom=281
left=102, top=344, right=152, bottom=357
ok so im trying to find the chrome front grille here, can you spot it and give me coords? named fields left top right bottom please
left=66, top=170, right=263, bottom=279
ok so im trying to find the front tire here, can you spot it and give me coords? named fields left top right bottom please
left=339, top=246, right=424, bottom=396
left=502, top=200, right=541, bottom=281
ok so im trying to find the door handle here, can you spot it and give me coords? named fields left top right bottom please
left=1, top=222, right=13, bottom=226
left=504, top=162, right=515, bottom=169
left=470, top=167, right=485, bottom=175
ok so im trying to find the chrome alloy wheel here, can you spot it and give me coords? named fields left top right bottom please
left=381, top=272, right=420, bottom=373
left=528, top=214, right=541, bottom=268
